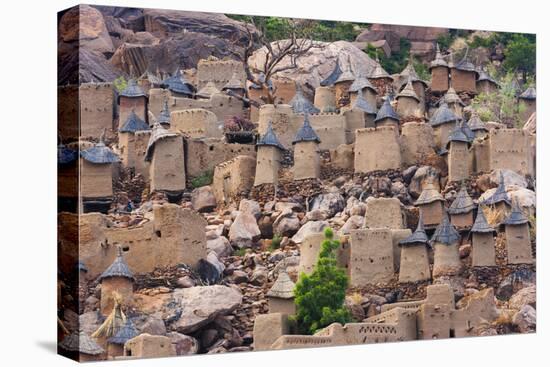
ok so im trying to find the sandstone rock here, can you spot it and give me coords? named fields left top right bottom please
left=309, top=192, right=345, bottom=218
left=239, top=199, right=261, bottom=220
left=198, top=259, right=223, bottom=284
left=171, top=285, right=242, bottom=334
left=512, top=305, right=536, bottom=333
left=459, top=244, right=472, bottom=259
left=59, top=5, right=114, bottom=54
left=177, top=276, right=195, bottom=288
left=230, top=270, right=249, bottom=284
left=409, top=166, right=440, bottom=198
left=199, top=328, right=219, bottom=348
left=191, top=186, right=217, bottom=213
left=229, top=212, right=261, bottom=248
left=250, top=267, right=268, bottom=286
left=402, top=165, right=418, bottom=184
left=258, top=215, right=274, bottom=238
left=291, top=220, right=329, bottom=244
left=140, top=313, right=167, bottom=335
left=340, top=215, right=365, bottom=234
left=207, top=252, right=226, bottom=275
left=249, top=40, right=378, bottom=92
left=167, top=332, right=199, bottom=355
left=273, top=210, right=301, bottom=237
left=509, top=285, right=536, bottom=310
left=207, top=236, right=233, bottom=257
left=274, top=202, right=302, bottom=212
left=305, top=209, right=329, bottom=221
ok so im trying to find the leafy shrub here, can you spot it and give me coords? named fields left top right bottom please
left=270, top=234, right=283, bottom=251
left=190, top=170, right=213, bottom=189
left=113, top=76, right=127, bottom=93
left=293, top=227, right=351, bottom=334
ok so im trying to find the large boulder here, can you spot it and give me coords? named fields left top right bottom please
left=509, top=285, right=536, bottom=310
left=273, top=209, right=301, bottom=237
left=291, top=220, right=329, bottom=244
left=167, top=332, right=199, bottom=355
left=239, top=199, right=261, bottom=220
left=207, top=236, right=232, bottom=258
left=170, top=285, right=242, bottom=334
left=309, top=192, right=346, bottom=218
left=191, top=186, right=217, bottom=213
left=249, top=40, right=378, bottom=92
left=229, top=212, right=261, bottom=248
left=512, top=305, right=536, bottom=333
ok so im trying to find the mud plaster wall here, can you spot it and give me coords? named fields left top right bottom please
left=391, top=229, right=412, bottom=271
left=350, top=228, right=394, bottom=286
left=119, top=132, right=136, bottom=168
left=314, top=86, right=336, bottom=112
left=254, top=146, right=281, bottom=186
left=396, top=96, right=419, bottom=117
left=450, top=212, right=473, bottom=230
left=80, top=83, right=114, bottom=138
left=433, top=122, right=455, bottom=150
left=298, top=233, right=349, bottom=276
left=212, top=155, right=256, bottom=205
left=431, top=66, right=449, bottom=93
left=134, top=131, right=151, bottom=179
left=399, top=245, right=430, bottom=282
left=473, top=139, right=490, bottom=173
left=342, top=109, right=366, bottom=144
left=58, top=85, right=79, bottom=140
left=477, top=80, right=498, bottom=95
left=150, top=136, right=186, bottom=192
left=293, top=141, right=320, bottom=180
left=400, top=122, right=436, bottom=166
left=450, top=69, right=476, bottom=93
left=433, top=243, right=461, bottom=277
left=72, top=205, right=206, bottom=279
left=258, top=104, right=295, bottom=149
left=330, top=144, right=354, bottom=170
left=489, top=129, right=532, bottom=176
left=354, top=127, right=401, bottom=174
left=253, top=313, right=290, bottom=351
left=171, top=109, right=222, bottom=139
left=300, top=113, right=347, bottom=150
left=186, top=138, right=255, bottom=179
left=196, top=59, right=245, bottom=90
left=58, top=163, right=78, bottom=198
left=472, top=232, right=496, bottom=267
left=505, top=224, right=533, bottom=264
left=124, top=334, right=176, bottom=358
left=268, top=297, right=296, bottom=315
left=80, top=160, right=113, bottom=198
left=448, top=141, right=470, bottom=182
left=364, top=197, right=404, bottom=229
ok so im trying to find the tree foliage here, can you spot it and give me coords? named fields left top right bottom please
left=364, top=38, right=412, bottom=75
left=502, top=34, right=536, bottom=80
left=293, top=227, right=351, bottom=335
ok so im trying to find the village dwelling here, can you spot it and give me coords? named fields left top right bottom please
left=79, top=134, right=119, bottom=214
left=348, top=74, right=378, bottom=110
left=398, top=214, right=431, bottom=283
left=446, top=123, right=472, bottom=182
left=118, top=79, right=148, bottom=130
left=98, top=246, right=135, bottom=316
left=470, top=205, right=496, bottom=267
left=349, top=91, right=377, bottom=128
left=449, top=53, right=479, bottom=94
left=448, top=187, right=476, bottom=230
left=267, top=271, right=296, bottom=315
left=118, top=110, right=150, bottom=169
left=429, top=102, right=460, bottom=149
left=518, top=86, right=536, bottom=122
left=59, top=331, right=105, bottom=362
left=414, top=182, right=445, bottom=228
left=368, top=58, right=393, bottom=96
left=254, top=122, right=286, bottom=186
left=290, top=87, right=320, bottom=115
left=107, top=318, right=139, bottom=358
left=145, top=121, right=186, bottom=202
left=374, top=96, right=400, bottom=129
left=396, top=78, right=420, bottom=118
left=442, top=87, right=465, bottom=118
left=123, top=334, right=176, bottom=359
left=157, top=99, right=171, bottom=128
left=481, top=172, right=511, bottom=221
left=431, top=212, right=462, bottom=277
left=476, top=69, right=500, bottom=94
left=397, top=58, right=428, bottom=113
left=161, top=70, right=195, bottom=98
left=502, top=200, right=533, bottom=265
left=196, top=81, right=220, bottom=100
left=292, top=114, right=321, bottom=180
left=333, top=60, right=356, bottom=108
left=222, top=72, right=246, bottom=98
left=467, top=113, right=489, bottom=139
left=429, top=44, right=449, bottom=93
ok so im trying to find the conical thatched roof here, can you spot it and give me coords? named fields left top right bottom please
left=446, top=122, right=470, bottom=147
left=145, top=121, right=179, bottom=162
left=157, top=99, right=171, bottom=126
left=503, top=200, right=529, bottom=226
left=267, top=271, right=295, bottom=299
left=320, top=59, right=343, bottom=87
left=352, top=92, right=376, bottom=115
left=429, top=44, right=448, bottom=70
left=369, top=61, right=392, bottom=80
left=196, top=81, right=220, bottom=99
left=431, top=211, right=460, bottom=245
left=396, top=79, right=420, bottom=102
left=471, top=206, right=495, bottom=233
left=399, top=58, right=428, bottom=88
left=292, top=113, right=320, bottom=144
left=59, top=331, right=104, bottom=356
left=162, top=70, right=195, bottom=96
left=442, top=87, right=465, bottom=106
left=98, top=246, right=134, bottom=282
left=257, top=122, right=285, bottom=150
left=108, top=318, right=139, bottom=345
left=289, top=87, right=320, bottom=114
left=80, top=132, right=119, bottom=164
left=519, top=86, right=536, bottom=100
left=374, top=97, right=400, bottom=124
left=481, top=172, right=510, bottom=206
left=399, top=214, right=429, bottom=246
left=119, top=110, right=149, bottom=133
left=222, top=73, right=245, bottom=91
left=349, top=75, right=377, bottom=94
left=415, top=184, right=444, bottom=205
left=467, top=113, right=487, bottom=132
left=448, top=187, right=475, bottom=214
left=119, top=79, right=147, bottom=99
left=477, top=70, right=499, bottom=87
left=460, top=120, right=475, bottom=142
left=430, top=102, right=459, bottom=127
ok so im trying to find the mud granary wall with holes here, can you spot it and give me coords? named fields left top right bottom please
left=57, top=204, right=206, bottom=278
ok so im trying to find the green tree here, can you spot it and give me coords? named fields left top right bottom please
left=502, top=34, right=536, bottom=81
left=293, top=227, right=351, bottom=334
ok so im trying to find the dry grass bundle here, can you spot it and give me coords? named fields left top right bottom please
left=92, top=292, right=126, bottom=339
left=482, top=205, right=505, bottom=227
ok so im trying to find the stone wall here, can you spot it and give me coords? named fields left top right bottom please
left=196, top=59, right=245, bottom=90
left=400, top=122, right=436, bottom=166
left=450, top=69, right=476, bottom=94
left=354, top=127, right=401, bottom=173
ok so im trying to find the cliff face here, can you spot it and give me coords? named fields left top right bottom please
left=58, top=5, right=258, bottom=85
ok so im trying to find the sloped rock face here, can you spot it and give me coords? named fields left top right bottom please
left=170, top=285, right=242, bottom=334
left=249, top=40, right=378, bottom=91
